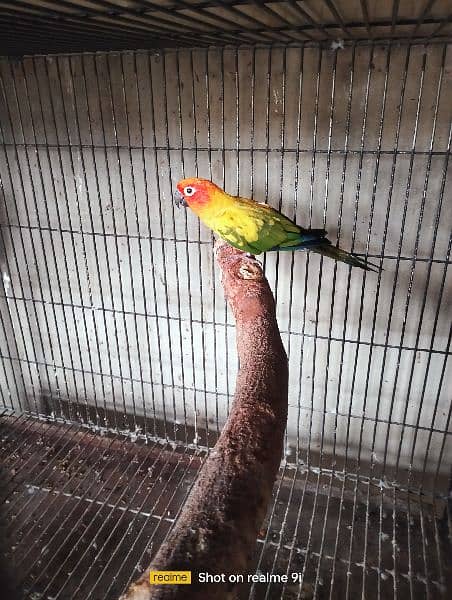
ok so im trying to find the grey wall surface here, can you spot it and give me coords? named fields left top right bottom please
left=0, top=43, right=450, bottom=491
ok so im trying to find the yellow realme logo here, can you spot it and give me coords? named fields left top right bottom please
left=149, top=571, right=191, bottom=585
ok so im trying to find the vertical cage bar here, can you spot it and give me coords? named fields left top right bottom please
left=0, top=67, right=57, bottom=415
left=172, top=47, right=200, bottom=445
left=28, top=55, right=96, bottom=424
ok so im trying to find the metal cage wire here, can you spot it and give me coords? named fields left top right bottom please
left=0, top=27, right=451, bottom=600
left=0, top=0, right=452, bottom=54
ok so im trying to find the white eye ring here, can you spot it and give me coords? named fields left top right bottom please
left=184, top=186, right=195, bottom=196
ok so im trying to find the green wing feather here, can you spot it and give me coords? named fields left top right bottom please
left=214, top=198, right=306, bottom=255
left=208, top=195, right=378, bottom=270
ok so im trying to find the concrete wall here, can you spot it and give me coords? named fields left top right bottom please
left=0, top=43, right=450, bottom=490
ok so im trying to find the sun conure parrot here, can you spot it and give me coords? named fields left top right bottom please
left=174, top=178, right=379, bottom=271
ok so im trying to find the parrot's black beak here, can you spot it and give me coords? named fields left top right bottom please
left=174, top=189, right=187, bottom=209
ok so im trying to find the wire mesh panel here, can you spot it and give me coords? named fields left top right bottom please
left=1, top=0, right=451, bottom=54
left=1, top=40, right=450, bottom=494
left=0, top=38, right=451, bottom=600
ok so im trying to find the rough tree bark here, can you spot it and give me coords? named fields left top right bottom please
left=120, top=240, right=288, bottom=600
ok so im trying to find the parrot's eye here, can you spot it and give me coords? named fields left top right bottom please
left=184, top=186, right=195, bottom=196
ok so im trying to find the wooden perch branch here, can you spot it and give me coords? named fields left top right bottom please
left=120, top=240, right=288, bottom=600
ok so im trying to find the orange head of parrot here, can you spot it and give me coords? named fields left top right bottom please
left=174, top=178, right=220, bottom=210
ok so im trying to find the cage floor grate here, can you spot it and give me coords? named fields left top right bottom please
left=1, top=413, right=450, bottom=599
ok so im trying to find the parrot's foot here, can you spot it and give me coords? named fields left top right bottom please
left=247, top=252, right=263, bottom=267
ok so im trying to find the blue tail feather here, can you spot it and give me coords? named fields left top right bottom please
left=270, top=232, right=380, bottom=272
